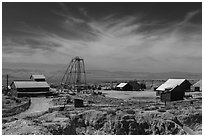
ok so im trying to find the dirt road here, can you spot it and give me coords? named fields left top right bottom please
left=17, top=97, right=52, bottom=118
left=102, top=90, right=156, bottom=100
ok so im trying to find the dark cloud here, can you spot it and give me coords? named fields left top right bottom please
left=3, top=37, right=62, bottom=53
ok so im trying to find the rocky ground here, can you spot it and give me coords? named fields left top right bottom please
left=2, top=91, right=202, bottom=135
left=2, top=95, right=30, bottom=117
left=2, top=95, right=28, bottom=110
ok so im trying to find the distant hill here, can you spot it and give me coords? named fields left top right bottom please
left=2, top=62, right=202, bottom=86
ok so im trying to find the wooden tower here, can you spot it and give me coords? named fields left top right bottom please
left=61, top=56, right=87, bottom=92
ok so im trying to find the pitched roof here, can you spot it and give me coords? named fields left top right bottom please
left=30, top=74, right=46, bottom=79
left=117, top=83, right=128, bottom=88
left=156, top=79, right=186, bottom=91
left=193, top=80, right=202, bottom=88
left=12, top=81, right=50, bottom=88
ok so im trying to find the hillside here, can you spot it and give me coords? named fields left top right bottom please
left=2, top=62, right=201, bottom=86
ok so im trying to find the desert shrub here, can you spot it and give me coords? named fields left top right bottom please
left=107, top=109, right=117, bottom=115
left=157, top=109, right=166, bottom=113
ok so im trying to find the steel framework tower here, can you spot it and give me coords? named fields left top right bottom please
left=61, top=56, right=87, bottom=92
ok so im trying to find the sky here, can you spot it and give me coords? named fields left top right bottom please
left=2, top=2, right=202, bottom=73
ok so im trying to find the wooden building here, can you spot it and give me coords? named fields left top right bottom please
left=156, top=79, right=191, bottom=101
left=10, top=80, right=50, bottom=97
left=192, top=80, right=202, bottom=92
left=30, top=74, right=46, bottom=82
left=116, top=83, right=133, bottom=91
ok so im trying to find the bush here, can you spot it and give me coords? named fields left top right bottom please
left=157, top=108, right=166, bottom=112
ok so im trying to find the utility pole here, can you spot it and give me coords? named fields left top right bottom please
left=6, top=74, right=9, bottom=92
left=151, top=80, right=154, bottom=87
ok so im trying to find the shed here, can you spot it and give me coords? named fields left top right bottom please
left=74, top=98, right=84, bottom=107
left=116, top=83, right=133, bottom=91
left=192, top=80, right=202, bottom=92
left=10, top=81, right=50, bottom=97
left=30, top=74, right=46, bottom=81
left=156, top=79, right=191, bottom=101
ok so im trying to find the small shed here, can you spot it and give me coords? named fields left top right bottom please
left=10, top=80, right=50, bottom=97
left=192, top=80, right=202, bottom=92
left=74, top=98, right=84, bottom=107
left=116, top=83, right=133, bottom=91
left=156, top=79, right=191, bottom=101
left=30, top=74, right=46, bottom=82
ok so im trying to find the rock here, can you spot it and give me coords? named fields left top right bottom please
left=148, top=106, right=158, bottom=110
left=126, top=109, right=135, bottom=114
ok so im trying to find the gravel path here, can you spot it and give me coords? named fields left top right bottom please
left=102, top=90, right=156, bottom=99
left=17, top=97, right=52, bottom=118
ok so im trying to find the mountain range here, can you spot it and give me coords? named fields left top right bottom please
left=2, top=62, right=201, bottom=86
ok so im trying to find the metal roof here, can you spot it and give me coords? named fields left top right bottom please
left=156, top=79, right=186, bottom=91
left=30, top=74, right=46, bottom=79
left=13, top=81, right=50, bottom=88
left=193, top=80, right=202, bottom=88
left=116, top=83, right=128, bottom=88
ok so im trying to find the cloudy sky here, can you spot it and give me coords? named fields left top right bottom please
left=2, top=2, right=202, bottom=73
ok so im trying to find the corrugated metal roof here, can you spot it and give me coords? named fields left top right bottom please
left=193, top=80, right=202, bottom=88
left=31, top=74, right=46, bottom=79
left=117, top=83, right=128, bottom=88
left=13, top=81, right=50, bottom=88
left=156, top=79, right=186, bottom=91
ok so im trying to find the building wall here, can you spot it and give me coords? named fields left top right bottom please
left=122, top=84, right=133, bottom=91
left=194, top=87, right=200, bottom=91
left=33, top=79, right=46, bottom=82
left=16, top=87, right=50, bottom=92
left=30, top=76, right=46, bottom=81
left=192, top=84, right=201, bottom=92
left=179, top=80, right=191, bottom=91
left=156, top=90, right=162, bottom=96
left=170, top=86, right=185, bottom=101
left=170, top=80, right=191, bottom=101
left=116, top=84, right=133, bottom=91
left=30, top=77, right=46, bottom=81
left=161, top=92, right=171, bottom=102
left=161, top=88, right=184, bottom=102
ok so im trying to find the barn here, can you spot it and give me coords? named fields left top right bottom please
left=116, top=83, right=133, bottom=91
left=30, top=74, right=46, bottom=82
left=192, top=80, right=202, bottom=92
left=10, top=80, right=50, bottom=97
left=156, top=79, right=191, bottom=101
